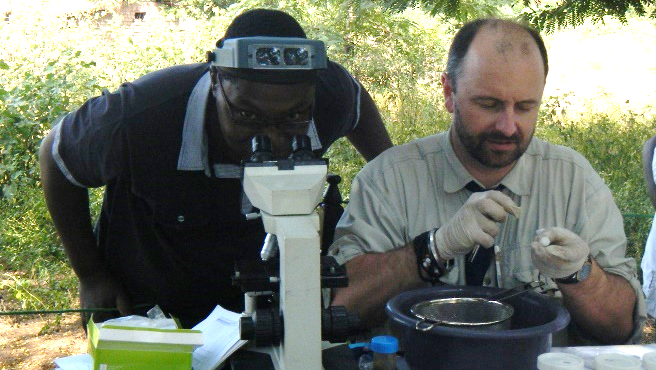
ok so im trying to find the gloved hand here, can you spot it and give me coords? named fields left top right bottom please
left=434, top=190, right=521, bottom=260
left=79, top=268, right=132, bottom=326
left=531, top=227, right=590, bottom=279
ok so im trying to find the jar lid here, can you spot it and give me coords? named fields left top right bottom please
left=537, top=353, right=584, bottom=370
left=594, top=353, right=641, bottom=370
left=370, top=336, right=398, bottom=354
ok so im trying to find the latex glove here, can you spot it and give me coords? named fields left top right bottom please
left=434, top=190, right=521, bottom=260
left=79, top=268, right=132, bottom=325
left=531, top=227, right=590, bottom=279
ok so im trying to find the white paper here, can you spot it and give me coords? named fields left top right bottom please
left=53, top=353, right=93, bottom=370
left=192, top=305, right=248, bottom=370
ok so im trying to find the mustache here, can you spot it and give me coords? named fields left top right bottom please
left=481, top=132, right=520, bottom=143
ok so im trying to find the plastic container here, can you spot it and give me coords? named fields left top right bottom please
left=358, top=352, right=373, bottom=370
left=537, top=353, right=584, bottom=370
left=370, top=336, right=398, bottom=370
left=386, top=285, right=570, bottom=370
left=644, top=351, right=656, bottom=370
left=594, top=353, right=641, bottom=370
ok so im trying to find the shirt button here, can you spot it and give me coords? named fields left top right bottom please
left=177, top=215, right=185, bottom=223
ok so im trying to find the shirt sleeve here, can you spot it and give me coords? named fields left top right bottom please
left=328, top=162, right=409, bottom=266
left=652, top=149, right=656, bottom=183
left=313, top=61, right=361, bottom=151
left=53, top=87, right=129, bottom=188
left=580, top=178, right=647, bottom=344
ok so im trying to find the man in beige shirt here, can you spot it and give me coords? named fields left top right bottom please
left=329, top=18, right=645, bottom=344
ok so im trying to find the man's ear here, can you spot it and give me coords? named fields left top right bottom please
left=442, top=73, right=455, bottom=114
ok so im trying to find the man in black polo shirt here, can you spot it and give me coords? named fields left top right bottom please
left=38, top=9, right=392, bottom=328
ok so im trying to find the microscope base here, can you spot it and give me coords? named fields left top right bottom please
left=228, top=344, right=359, bottom=370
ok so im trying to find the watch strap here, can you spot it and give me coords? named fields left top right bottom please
left=555, top=255, right=592, bottom=285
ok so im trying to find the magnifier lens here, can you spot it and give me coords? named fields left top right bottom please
left=255, top=47, right=282, bottom=66
left=284, top=48, right=309, bottom=66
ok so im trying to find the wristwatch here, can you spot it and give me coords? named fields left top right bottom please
left=555, top=255, right=592, bottom=284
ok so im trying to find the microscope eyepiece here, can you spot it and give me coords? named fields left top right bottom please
left=290, top=134, right=314, bottom=161
left=250, top=135, right=273, bottom=162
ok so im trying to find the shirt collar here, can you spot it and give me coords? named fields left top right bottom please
left=442, top=128, right=530, bottom=196
left=176, top=71, right=323, bottom=178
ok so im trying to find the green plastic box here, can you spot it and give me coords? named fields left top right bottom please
left=87, top=319, right=204, bottom=370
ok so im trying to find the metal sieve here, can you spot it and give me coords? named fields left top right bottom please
left=409, top=282, right=545, bottom=331
left=411, top=297, right=514, bottom=331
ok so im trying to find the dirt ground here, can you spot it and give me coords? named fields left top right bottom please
left=0, top=313, right=654, bottom=370
left=0, top=314, right=87, bottom=370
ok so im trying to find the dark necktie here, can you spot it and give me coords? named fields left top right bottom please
left=464, top=181, right=504, bottom=285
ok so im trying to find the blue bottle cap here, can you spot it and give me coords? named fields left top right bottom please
left=370, top=335, right=398, bottom=354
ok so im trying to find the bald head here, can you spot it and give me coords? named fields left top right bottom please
left=446, top=18, right=548, bottom=93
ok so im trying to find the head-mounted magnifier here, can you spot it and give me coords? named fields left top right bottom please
left=210, top=36, right=327, bottom=70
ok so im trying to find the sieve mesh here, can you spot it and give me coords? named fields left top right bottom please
left=410, top=298, right=514, bottom=326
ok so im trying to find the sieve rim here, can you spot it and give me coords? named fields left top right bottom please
left=410, top=297, right=514, bottom=326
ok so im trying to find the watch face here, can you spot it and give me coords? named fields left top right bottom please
left=578, top=261, right=592, bottom=282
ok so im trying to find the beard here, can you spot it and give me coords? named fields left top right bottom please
left=452, top=106, right=532, bottom=168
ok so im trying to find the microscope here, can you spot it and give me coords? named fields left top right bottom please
left=231, top=135, right=360, bottom=370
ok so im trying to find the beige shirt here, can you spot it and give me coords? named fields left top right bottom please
left=329, top=130, right=646, bottom=343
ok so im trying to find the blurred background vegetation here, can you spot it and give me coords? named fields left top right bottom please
left=1, top=0, right=655, bottom=316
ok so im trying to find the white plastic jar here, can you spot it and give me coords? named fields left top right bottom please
left=594, top=353, right=641, bottom=370
left=537, top=353, right=585, bottom=370
left=643, top=351, right=656, bottom=370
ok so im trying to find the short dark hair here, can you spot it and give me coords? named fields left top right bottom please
left=446, top=18, right=548, bottom=92
left=212, top=9, right=314, bottom=84
left=218, top=8, right=306, bottom=47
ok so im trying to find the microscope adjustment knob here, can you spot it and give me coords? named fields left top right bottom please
left=321, top=305, right=361, bottom=343
left=242, top=308, right=282, bottom=347
left=239, top=316, right=255, bottom=341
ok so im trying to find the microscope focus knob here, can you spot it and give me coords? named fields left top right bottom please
left=239, top=316, right=255, bottom=340
left=321, top=305, right=361, bottom=343
left=239, top=308, right=282, bottom=347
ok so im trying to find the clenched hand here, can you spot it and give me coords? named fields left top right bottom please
left=531, top=227, right=590, bottom=279
left=434, top=190, right=521, bottom=260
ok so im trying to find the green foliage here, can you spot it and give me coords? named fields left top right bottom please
left=385, top=0, right=504, bottom=21
left=0, top=51, right=100, bottom=198
left=379, top=0, right=656, bottom=32
left=520, top=0, right=656, bottom=33
left=0, top=187, right=78, bottom=310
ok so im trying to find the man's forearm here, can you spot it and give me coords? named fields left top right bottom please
left=39, top=132, right=105, bottom=278
left=558, top=259, right=637, bottom=344
left=332, top=244, right=424, bottom=328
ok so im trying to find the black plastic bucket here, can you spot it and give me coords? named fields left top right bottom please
left=386, top=285, right=570, bottom=370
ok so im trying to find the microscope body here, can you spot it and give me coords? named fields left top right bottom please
left=233, top=135, right=358, bottom=370
left=241, top=156, right=326, bottom=370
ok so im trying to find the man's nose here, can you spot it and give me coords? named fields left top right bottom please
left=495, top=106, right=519, bottom=136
